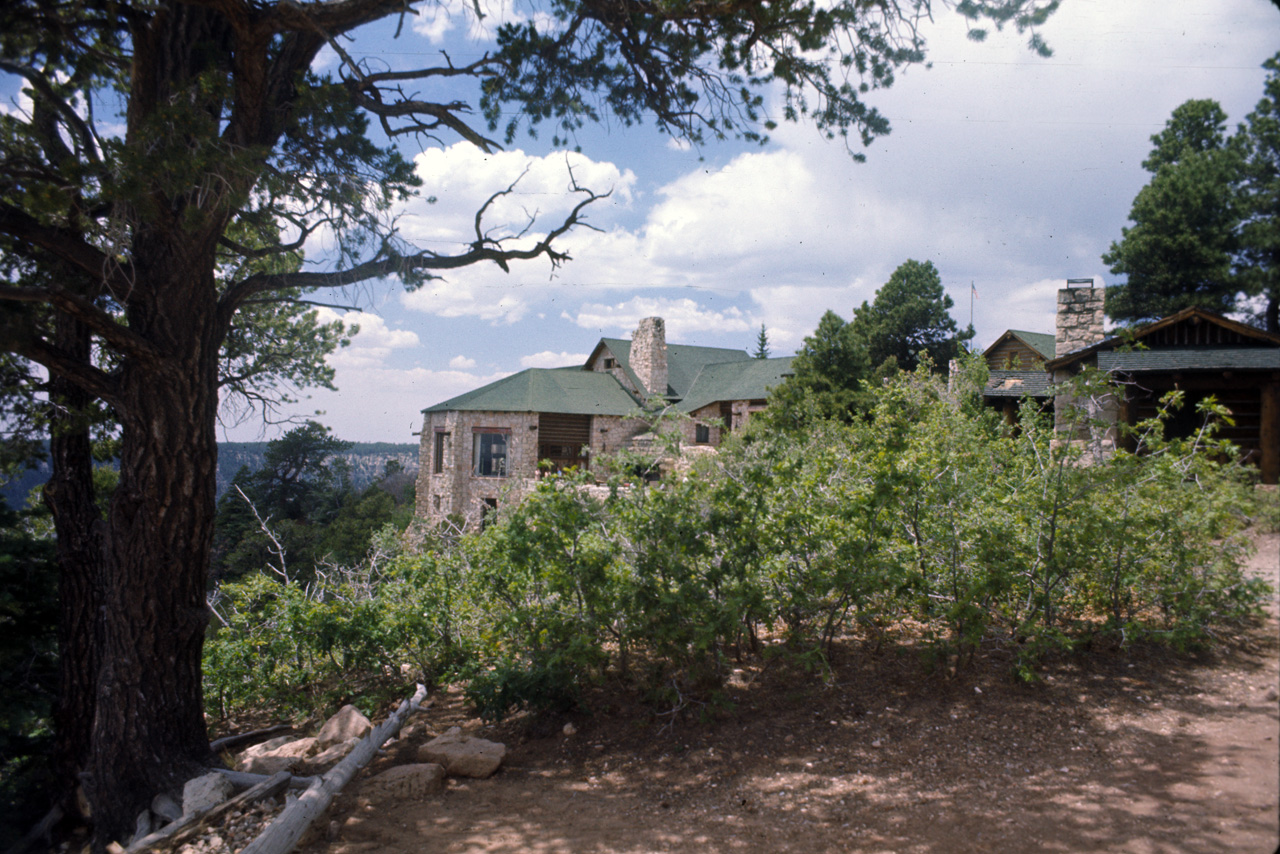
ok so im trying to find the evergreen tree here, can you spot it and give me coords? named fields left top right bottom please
left=1103, top=100, right=1244, bottom=324
left=753, top=324, right=771, bottom=359
left=0, top=0, right=1061, bottom=838
left=1236, top=53, right=1280, bottom=333
left=768, top=310, right=871, bottom=424
left=849, top=259, right=973, bottom=373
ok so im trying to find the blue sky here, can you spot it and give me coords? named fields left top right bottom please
left=5, top=1, right=1278, bottom=443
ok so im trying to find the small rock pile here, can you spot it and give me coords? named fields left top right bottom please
left=233, top=704, right=373, bottom=777
left=154, top=704, right=509, bottom=853
left=174, top=800, right=281, bottom=854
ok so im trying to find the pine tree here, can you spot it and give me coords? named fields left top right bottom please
left=753, top=324, right=771, bottom=359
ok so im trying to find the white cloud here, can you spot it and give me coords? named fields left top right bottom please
left=748, top=282, right=874, bottom=351
left=407, top=144, right=636, bottom=241
left=449, top=354, right=478, bottom=369
left=402, top=284, right=531, bottom=324
left=568, top=297, right=752, bottom=341
left=412, top=0, right=559, bottom=44
left=397, top=145, right=643, bottom=322
left=314, top=309, right=420, bottom=369
left=520, top=350, right=589, bottom=369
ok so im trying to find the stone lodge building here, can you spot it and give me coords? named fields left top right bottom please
left=981, top=281, right=1280, bottom=483
left=414, top=317, right=794, bottom=525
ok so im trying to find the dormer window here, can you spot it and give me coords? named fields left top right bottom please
left=604, top=357, right=618, bottom=369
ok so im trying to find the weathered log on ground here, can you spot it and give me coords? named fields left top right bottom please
left=214, top=769, right=318, bottom=791
left=239, top=685, right=429, bottom=854
left=123, top=771, right=290, bottom=854
left=209, top=725, right=294, bottom=756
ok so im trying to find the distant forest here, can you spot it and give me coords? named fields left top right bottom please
left=1, top=441, right=420, bottom=509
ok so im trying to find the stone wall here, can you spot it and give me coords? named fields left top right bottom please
left=630, top=317, right=668, bottom=397
left=415, top=410, right=651, bottom=527
left=415, top=410, right=539, bottom=525
left=588, top=414, right=649, bottom=460
left=1055, top=285, right=1105, bottom=356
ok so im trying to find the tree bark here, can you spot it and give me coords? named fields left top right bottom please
left=45, top=311, right=104, bottom=815
left=76, top=7, right=240, bottom=843
left=83, top=247, right=227, bottom=845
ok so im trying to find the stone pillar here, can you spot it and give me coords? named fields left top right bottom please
left=1056, top=283, right=1106, bottom=356
left=631, top=316, right=668, bottom=398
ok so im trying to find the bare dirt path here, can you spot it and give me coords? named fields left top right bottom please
left=307, top=532, right=1279, bottom=854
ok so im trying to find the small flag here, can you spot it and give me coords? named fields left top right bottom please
left=971, top=282, right=979, bottom=299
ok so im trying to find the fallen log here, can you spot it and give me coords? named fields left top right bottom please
left=124, top=771, right=290, bottom=854
left=239, top=684, right=429, bottom=854
left=209, top=724, right=294, bottom=756
left=214, top=769, right=318, bottom=791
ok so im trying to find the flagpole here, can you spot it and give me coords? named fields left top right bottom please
left=969, top=280, right=974, bottom=330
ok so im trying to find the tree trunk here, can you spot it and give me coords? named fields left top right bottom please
left=45, top=312, right=105, bottom=815
left=84, top=254, right=225, bottom=846
left=77, top=6, right=241, bottom=842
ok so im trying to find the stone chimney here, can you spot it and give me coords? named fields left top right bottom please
left=631, top=316, right=668, bottom=397
left=1056, top=279, right=1106, bottom=356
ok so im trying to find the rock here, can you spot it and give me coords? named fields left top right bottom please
left=317, top=705, right=372, bottom=749
left=417, top=727, right=506, bottom=778
left=239, top=754, right=301, bottom=776
left=270, top=736, right=318, bottom=758
left=238, top=735, right=295, bottom=759
left=129, top=809, right=152, bottom=845
left=151, top=793, right=183, bottom=824
left=305, top=737, right=360, bottom=772
left=362, top=764, right=446, bottom=800
left=182, top=772, right=234, bottom=816
left=562, top=723, right=577, bottom=736
left=235, top=735, right=316, bottom=774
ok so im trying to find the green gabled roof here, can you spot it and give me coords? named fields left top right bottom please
left=422, top=367, right=642, bottom=416
left=1098, top=348, right=1280, bottom=373
left=666, top=344, right=751, bottom=397
left=983, top=369, right=1053, bottom=399
left=595, top=337, right=751, bottom=398
left=596, top=335, right=752, bottom=399
left=1046, top=307, right=1280, bottom=370
left=595, top=337, right=644, bottom=395
left=984, top=329, right=1055, bottom=362
left=677, top=356, right=795, bottom=413
left=1010, top=331, right=1056, bottom=360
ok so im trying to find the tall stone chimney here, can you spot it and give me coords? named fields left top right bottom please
left=1056, top=279, right=1106, bottom=356
left=631, top=317, right=668, bottom=397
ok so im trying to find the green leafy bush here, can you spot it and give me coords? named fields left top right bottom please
left=204, top=364, right=1270, bottom=724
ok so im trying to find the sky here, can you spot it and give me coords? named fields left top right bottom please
left=6, top=1, right=1278, bottom=444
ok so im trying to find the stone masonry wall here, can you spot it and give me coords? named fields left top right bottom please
left=630, top=317, right=668, bottom=397
left=416, top=410, right=538, bottom=525
left=1052, top=283, right=1119, bottom=455
left=416, top=410, right=652, bottom=527
left=588, top=414, right=649, bottom=461
left=1055, top=285, right=1106, bottom=356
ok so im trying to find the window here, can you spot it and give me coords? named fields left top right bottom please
left=695, top=423, right=711, bottom=444
left=432, top=494, right=442, bottom=512
left=473, top=431, right=508, bottom=477
left=480, top=497, right=499, bottom=528
left=603, top=357, right=617, bottom=369
left=433, top=431, right=450, bottom=474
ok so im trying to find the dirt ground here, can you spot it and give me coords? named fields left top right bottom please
left=307, top=532, right=1280, bottom=854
